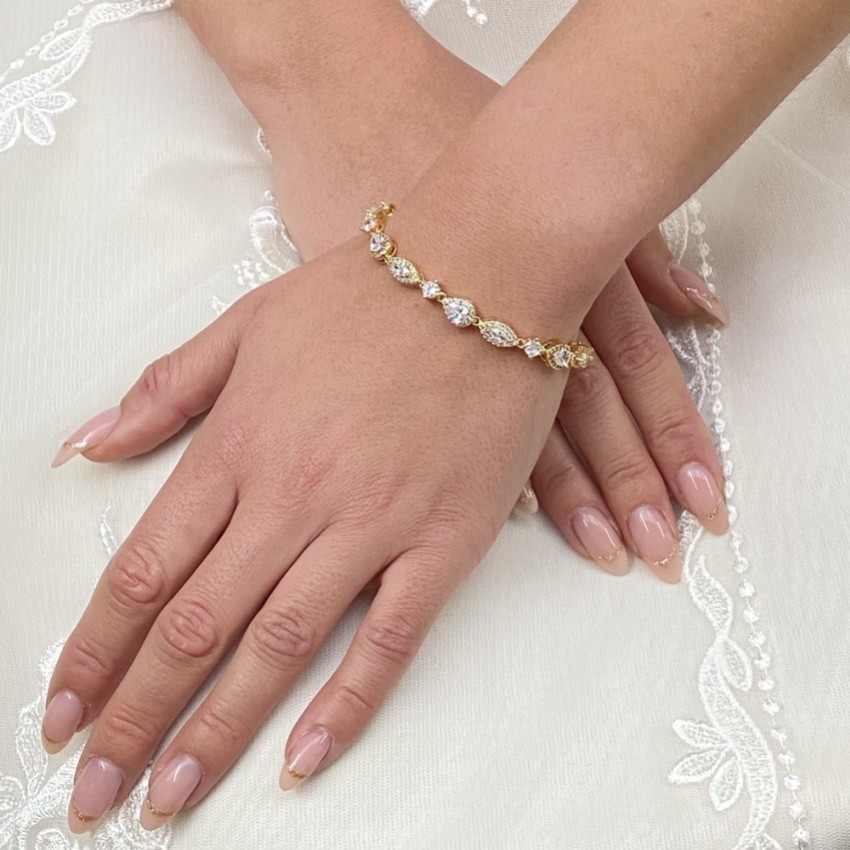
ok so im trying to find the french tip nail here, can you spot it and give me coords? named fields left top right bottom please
left=69, top=756, right=123, bottom=833
left=279, top=768, right=305, bottom=792
left=515, top=483, right=539, bottom=514
left=668, top=263, right=730, bottom=325
left=42, top=733, right=67, bottom=755
left=140, top=754, right=202, bottom=829
left=280, top=726, right=333, bottom=792
left=42, top=689, right=84, bottom=753
left=51, top=406, right=121, bottom=468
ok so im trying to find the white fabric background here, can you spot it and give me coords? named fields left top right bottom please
left=1, top=2, right=849, bottom=849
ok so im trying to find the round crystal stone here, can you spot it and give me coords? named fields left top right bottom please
left=571, top=347, right=592, bottom=369
left=369, top=232, right=392, bottom=257
left=442, top=297, right=476, bottom=327
left=387, top=256, right=421, bottom=285
left=478, top=320, right=518, bottom=348
left=545, top=345, right=573, bottom=370
left=523, top=339, right=544, bottom=358
left=421, top=280, right=442, bottom=299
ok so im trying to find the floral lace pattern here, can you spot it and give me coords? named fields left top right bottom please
left=665, top=198, right=810, bottom=850
left=0, top=0, right=173, bottom=153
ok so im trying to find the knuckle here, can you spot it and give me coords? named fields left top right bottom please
left=610, top=323, right=668, bottom=379
left=536, top=455, right=584, bottom=499
left=211, top=421, right=254, bottom=476
left=193, top=704, right=244, bottom=752
left=106, top=539, right=166, bottom=609
left=248, top=604, right=317, bottom=671
left=650, top=416, right=703, bottom=458
left=101, top=701, right=158, bottom=746
left=155, top=597, right=222, bottom=664
left=64, top=633, right=114, bottom=682
left=333, top=681, right=378, bottom=717
left=139, top=352, right=178, bottom=402
left=360, top=614, right=419, bottom=667
left=601, top=453, right=654, bottom=496
left=562, top=367, right=609, bottom=416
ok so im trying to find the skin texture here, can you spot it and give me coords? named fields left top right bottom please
left=43, top=0, right=850, bottom=832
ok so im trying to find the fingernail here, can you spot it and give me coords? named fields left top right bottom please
left=68, top=756, right=123, bottom=833
left=676, top=462, right=728, bottom=534
left=626, top=505, right=682, bottom=583
left=140, top=754, right=203, bottom=831
left=52, top=406, right=121, bottom=468
left=42, top=689, right=84, bottom=754
left=280, top=726, right=333, bottom=791
left=570, top=507, right=629, bottom=575
left=515, top=483, right=539, bottom=514
left=669, top=263, right=729, bottom=325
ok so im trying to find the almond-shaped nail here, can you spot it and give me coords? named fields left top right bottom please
left=42, top=689, right=84, bottom=754
left=626, top=505, right=682, bottom=583
left=140, top=754, right=203, bottom=831
left=669, top=263, right=729, bottom=325
left=570, top=507, right=629, bottom=575
left=515, top=482, right=539, bottom=514
left=69, top=757, right=123, bottom=834
left=52, top=406, right=121, bottom=468
left=676, top=462, right=728, bottom=534
left=280, top=726, right=333, bottom=791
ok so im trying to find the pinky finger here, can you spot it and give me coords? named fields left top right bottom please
left=280, top=555, right=449, bottom=790
left=531, top=426, right=630, bottom=576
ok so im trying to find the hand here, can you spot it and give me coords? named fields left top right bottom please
left=200, top=6, right=729, bottom=579
left=45, top=234, right=581, bottom=831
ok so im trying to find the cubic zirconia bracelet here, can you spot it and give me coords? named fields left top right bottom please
left=360, top=203, right=594, bottom=371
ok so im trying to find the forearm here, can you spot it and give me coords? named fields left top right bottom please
left=393, top=0, right=850, bottom=314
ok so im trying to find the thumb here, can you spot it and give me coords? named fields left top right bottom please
left=626, top=227, right=729, bottom=324
left=51, top=297, right=255, bottom=467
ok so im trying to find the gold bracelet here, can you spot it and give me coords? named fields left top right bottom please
left=360, top=203, right=594, bottom=371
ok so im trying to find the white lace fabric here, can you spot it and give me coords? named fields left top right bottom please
left=2, top=2, right=850, bottom=849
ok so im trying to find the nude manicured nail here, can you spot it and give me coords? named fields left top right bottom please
left=515, top=483, right=539, bottom=514
left=280, top=726, right=333, bottom=791
left=42, top=689, right=84, bottom=754
left=669, top=263, right=729, bottom=325
left=676, top=462, right=728, bottom=534
left=69, top=757, right=123, bottom=833
left=140, top=754, right=203, bottom=831
left=570, top=507, right=629, bottom=575
left=626, top=505, right=682, bottom=582
left=52, top=406, right=121, bottom=468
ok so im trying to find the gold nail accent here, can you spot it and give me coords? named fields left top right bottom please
left=70, top=803, right=99, bottom=823
left=595, top=545, right=625, bottom=564
left=145, top=798, right=175, bottom=818
left=286, top=765, right=308, bottom=780
left=43, top=732, right=62, bottom=745
left=649, top=542, right=679, bottom=569
left=698, top=496, right=725, bottom=522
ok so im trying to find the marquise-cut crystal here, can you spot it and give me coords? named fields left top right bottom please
left=545, top=345, right=573, bottom=370
left=442, top=297, right=477, bottom=327
left=369, top=232, right=392, bottom=257
left=387, top=256, right=421, bottom=285
left=478, top=320, right=518, bottom=348
left=421, top=280, right=442, bottom=299
left=523, top=338, right=544, bottom=358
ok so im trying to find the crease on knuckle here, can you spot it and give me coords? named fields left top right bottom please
left=64, top=633, right=114, bottom=682
left=155, top=596, right=222, bottom=665
left=610, top=323, right=668, bottom=379
left=211, top=421, right=254, bottom=476
left=650, top=416, right=702, bottom=459
left=106, top=539, right=166, bottom=610
left=139, top=352, right=178, bottom=403
left=359, top=614, right=419, bottom=667
left=101, top=701, right=158, bottom=746
left=193, top=704, right=243, bottom=752
left=601, top=454, right=653, bottom=496
left=248, top=604, right=317, bottom=671
left=562, top=367, right=609, bottom=416
left=536, top=456, right=583, bottom=500
left=333, top=681, right=379, bottom=717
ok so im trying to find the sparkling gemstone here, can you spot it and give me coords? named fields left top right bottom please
left=442, top=297, right=477, bottom=327
left=369, top=232, right=392, bottom=258
left=360, top=213, right=379, bottom=233
left=523, top=339, right=544, bottom=358
left=478, top=320, right=518, bottom=348
left=571, top=346, right=593, bottom=369
left=421, top=280, right=442, bottom=299
left=545, top=345, right=574, bottom=370
left=387, top=256, right=422, bottom=285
